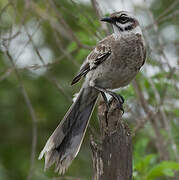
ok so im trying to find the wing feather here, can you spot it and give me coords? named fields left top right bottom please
left=71, top=63, right=90, bottom=85
left=71, top=41, right=111, bottom=85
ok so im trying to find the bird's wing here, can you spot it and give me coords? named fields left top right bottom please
left=71, top=38, right=112, bottom=85
left=71, top=62, right=90, bottom=85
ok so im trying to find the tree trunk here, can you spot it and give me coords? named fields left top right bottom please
left=90, top=99, right=132, bottom=180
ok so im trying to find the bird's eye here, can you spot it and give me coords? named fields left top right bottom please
left=119, top=16, right=128, bottom=23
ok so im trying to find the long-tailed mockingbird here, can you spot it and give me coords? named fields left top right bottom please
left=39, top=11, right=146, bottom=174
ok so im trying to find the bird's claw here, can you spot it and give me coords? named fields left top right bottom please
left=105, top=94, right=125, bottom=114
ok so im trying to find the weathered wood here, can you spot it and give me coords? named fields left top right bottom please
left=91, top=99, right=132, bottom=180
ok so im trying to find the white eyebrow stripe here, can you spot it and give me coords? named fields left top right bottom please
left=120, top=14, right=127, bottom=17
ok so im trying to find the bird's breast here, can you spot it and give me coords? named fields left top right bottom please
left=88, top=33, right=145, bottom=89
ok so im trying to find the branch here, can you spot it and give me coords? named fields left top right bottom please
left=144, top=0, right=179, bottom=29
left=133, top=79, right=169, bottom=161
left=4, top=46, right=37, bottom=180
left=0, top=2, right=11, bottom=19
left=29, top=2, right=93, bottom=51
left=91, top=99, right=132, bottom=180
left=90, top=0, right=109, bottom=34
left=25, top=0, right=31, bottom=9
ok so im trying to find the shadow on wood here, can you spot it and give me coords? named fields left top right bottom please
left=90, top=98, right=132, bottom=180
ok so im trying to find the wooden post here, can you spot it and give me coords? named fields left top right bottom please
left=90, top=99, right=132, bottom=180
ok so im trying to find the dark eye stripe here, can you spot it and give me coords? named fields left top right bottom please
left=112, top=14, right=129, bottom=24
left=118, top=17, right=129, bottom=24
left=120, top=17, right=128, bottom=21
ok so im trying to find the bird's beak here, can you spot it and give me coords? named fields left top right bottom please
left=101, top=17, right=113, bottom=23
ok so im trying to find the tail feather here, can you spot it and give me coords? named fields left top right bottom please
left=39, top=87, right=98, bottom=174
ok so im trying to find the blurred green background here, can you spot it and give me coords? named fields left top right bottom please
left=0, top=0, right=179, bottom=179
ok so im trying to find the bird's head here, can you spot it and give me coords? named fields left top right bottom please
left=101, top=11, right=141, bottom=35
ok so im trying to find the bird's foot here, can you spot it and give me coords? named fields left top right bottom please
left=94, top=85, right=125, bottom=114
left=108, top=93, right=124, bottom=114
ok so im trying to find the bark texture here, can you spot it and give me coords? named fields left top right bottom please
left=91, top=99, right=132, bottom=180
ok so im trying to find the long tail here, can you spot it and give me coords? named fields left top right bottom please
left=38, top=86, right=99, bottom=174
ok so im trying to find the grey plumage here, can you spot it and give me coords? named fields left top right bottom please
left=39, top=11, right=146, bottom=174
left=39, top=86, right=99, bottom=173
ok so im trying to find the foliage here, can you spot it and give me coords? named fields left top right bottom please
left=0, top=0, right=179, bottom=180
left=133, top=136, right=179, bottom=180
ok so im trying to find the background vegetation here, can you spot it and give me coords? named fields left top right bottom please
left=0, top=0, right=179, bottom=179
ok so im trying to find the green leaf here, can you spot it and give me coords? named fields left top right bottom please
left=146, top=161, right=179, bottom=180
left=134, top=137, right=149, bottom=161
left=163, top=168, right=174, bottom=177
left=134, top=154, right=156, bottom=172
left=172, top=108, right=179, bottom=117
left=75, top=49, right=90, bottom=62
left=67, top=42, right=78, bottom=52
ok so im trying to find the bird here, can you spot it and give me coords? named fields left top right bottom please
left=39, top=11, right=146, bottom=174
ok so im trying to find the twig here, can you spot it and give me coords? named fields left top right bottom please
left=14, top=20, right=41, bottom=62
left=142, top=1, right=179, bottom=163
left=22, top=22, right=73, bottom=103
left=90, top=0, right=109, bottom=34
left=47, top=0, right=92, bottom=50
left=23, top=24, right=45, bottom=64
left=4, top=46, right=38, bottom=180
left=0, top=68, right=14, bottom=81
left=25, top=0, right=31, bottom=9
left=133, top=79, right=169, bottom=161
left=0, top=2, right=11, bottom=19
left=46, top=75, right=72, bottom=102
left=52, top=29, right=79, bottom=67
left=0, top=58, right=62, bottom=82
left=132, top=112, right=156, bottom=136
left=69, top=0, right=102, bottom=40
left=145, top=0, right=179, bottom=30
left=1, top=30, right=21, bottom=41
left=155, top=0, right=179, bottom=20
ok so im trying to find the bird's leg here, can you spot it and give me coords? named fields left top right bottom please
left=94, top=85, right=124, bottom=113
left=100, top=92, right=111, bottom=126
left=100, top=92, right=110, bottom=111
